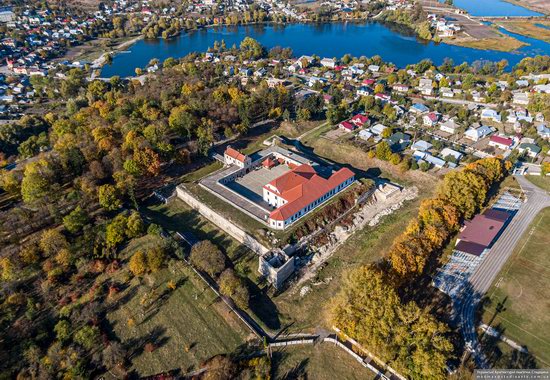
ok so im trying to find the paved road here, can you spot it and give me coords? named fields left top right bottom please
left=422, top=96, right=497, bottom=108
left=456, top=175, right=550, bottom=367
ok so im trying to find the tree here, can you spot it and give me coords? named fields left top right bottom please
left=240, top=37, right=264, bottom=60
left=375, top=141, right=392, bottom=161
left=129, top=251, right=147, bottom=276
left=74, top=326, right=100, bottom=350
left=438, top=169, right=488, bottom=219
left=330, top=265, right=453, bottom=378
left=106, top=214, right=128, bottom=249
left=219, top=269, right=250, bottom=309
left=99, top=184, right=122, bottom=211
left=40, top=229, right=68, bottom=257
left=0, top=257, right=16, bottom=281
left=21, top=159, right=55, bottom=203
left=168, top=106, right=195, bottom=137
left=190, top=241, right=226, bottom=278
left=54, top=319, right=71, bottom=343
left=126, top=212, right=145, bottom=238
left=63, top=206, right=89, bottom=234
left=146, top=247, right=165, bottom=272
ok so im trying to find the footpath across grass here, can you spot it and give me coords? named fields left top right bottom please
left=481, top=207, right=550, bottom=367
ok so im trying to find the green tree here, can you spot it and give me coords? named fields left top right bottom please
left=219, top=269, right=250, bottom=309
left=21, top=159, right=55, bottom=203
left=98, top=184, right=122, bottom=211
left=54, top=320, right=71, bottom=343
left=63, top=206, right=89, bottom=234
left=74, top=326, right=100, bottom=350
left=190, top=241, right=226, bottom=278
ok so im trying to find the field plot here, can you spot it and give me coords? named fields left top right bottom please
left=105, top=236, right=250, bottom=376
left=481, top=207, right=550, bottom=367
left=526, top=175, right=550, bottom=193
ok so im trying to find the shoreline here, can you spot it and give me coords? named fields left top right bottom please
left=502, top=0, right=550, bottom=15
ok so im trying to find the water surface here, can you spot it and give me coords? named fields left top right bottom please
left=444, top=0, right=542, bottom=17
left=101, top=22, right=550, bottom=77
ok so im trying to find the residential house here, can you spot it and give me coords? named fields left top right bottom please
left=418, top=78, right=433, bottom=96
left=392, top=84, right=409, bottom=93
left=513, top=91, right=530, bottom=106
left=357, top=86, right=372, bottom=97
left=388, top=132, right=411, bottom=152
left=440, top=147, right=463, bottom=162
left=423, top=112, right=440, bottom=127
left=488, top=135, right=514, bottom=150
left=517, top=142, right=541, bottom=158
left=481, top=108, right=501, bottom=123
left=349, top=114, right=369, bottom=128
left=320, top=58, right=337, bottom=68
left=464, top=125, right=494, bottom=142
left=410, top=103, right=429, bottom=114
left=339, top=120, right=356, bottom=132
left=371, top=123, right=388, bottom=136
left=440, top=119, right=459, bottom=134
left=358, top=129, right=373, bottom=141
left=411, top=140, right=433, bottom=152
left=537, top=124, right=550, bottom=140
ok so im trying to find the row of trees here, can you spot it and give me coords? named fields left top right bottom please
left=330, top=158, right=509, bottom=379
left=389, top=157, right=508, bottom=282
left=190, top=241, right=250, bottom=310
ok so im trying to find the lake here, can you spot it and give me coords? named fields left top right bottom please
left=447, top=0, right=543, bottom=17
left=101, top=22, right=550, bottom=78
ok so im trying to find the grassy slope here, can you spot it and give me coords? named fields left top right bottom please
left=105, top=235, right=250, bottom=376
left=481, top=207, right=550, bottom=367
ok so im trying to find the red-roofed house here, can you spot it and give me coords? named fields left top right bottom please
left=224, top=146, right=251, bottom=168
left=488, top=135, right=514, bottom=150
left=350, top=114, right=369, bottom=128
left=263, top=164, right=355, bottom=229
left=339, top=120, right=356, bottom=132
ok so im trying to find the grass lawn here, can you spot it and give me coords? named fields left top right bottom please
left=271, top=344, right=375, bottom=380
left=105, top=235, right=251, bottom=376
left=481, top=207, right=550, bottom=367
left=526, top=175, right=550, bottom=193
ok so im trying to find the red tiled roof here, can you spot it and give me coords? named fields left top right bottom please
left=339, top=121, right=356, bottom=131
left=458, top=208, right=509, bottom=249
left=225, top=147, right=247, bottom=163
left=262, top=157, right=276, bottom=168
left=350, top=114, right=368, bottom=126
left=267, top=165, right=354, bottom=221
left=490, top=135, right=513, bottom=146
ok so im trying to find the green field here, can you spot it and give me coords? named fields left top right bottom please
left=481, top=207, right=550, bottom=367
left=272, top=345, right=376, bottom=380
left=105, top=235, right=251, bottom=376
left=526, top=175, right=550, bottom=193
